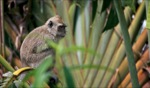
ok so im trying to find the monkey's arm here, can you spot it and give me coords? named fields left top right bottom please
left=32, top=43, right=52, bottom=53
left=23, top=43, right=54, bottom=67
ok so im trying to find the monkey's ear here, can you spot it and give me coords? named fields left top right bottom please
left=48, top=21, right=53, bottom=28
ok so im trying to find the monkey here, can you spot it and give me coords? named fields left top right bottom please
left=19, top=15, right=66, bottom=84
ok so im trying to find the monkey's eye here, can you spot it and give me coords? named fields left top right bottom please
left=48, top=21, right=53, bottom=28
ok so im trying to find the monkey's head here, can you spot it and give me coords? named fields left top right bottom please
left=45, top=15, right=66, bottom=39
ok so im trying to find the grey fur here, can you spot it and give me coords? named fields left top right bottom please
left=20, top=15, right=66, bottom=68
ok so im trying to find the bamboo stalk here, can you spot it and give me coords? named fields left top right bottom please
left=57, top=1, right=84, bottom=86
left=0, top=0, right=5, bottom=57
left=102, top=2, right=145, bottom=87
left=74, top=10, right=85, bottom=85
left=119, top=49, right=149, bottom=87
left=75, top=5, right=86, bottom=65
left=83, top=11, right=107, bottom=86
left=0, top=0, right=2, bottom=55
left=84, top=29, right=113, bottom=87
left=63, top=2, right=83, bottom=87
left=145, top=0, right=150, bottom=74
left=91, top=6, right=133, bottom=87
left=4, top=19, right=17, bottom=45
left=0, top=55, right=14, bottom=72
left=113, top=0, right=140, bottom=87
left=83, top=1, right=107, bottom=84
left=112, top=17, right=145, bottom=88
left=138, top=69, right=149, bottom=87
left=126, top=67, right=150, bottom=87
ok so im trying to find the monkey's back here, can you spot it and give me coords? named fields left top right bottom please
left=20, top=26, right=55, bottom=68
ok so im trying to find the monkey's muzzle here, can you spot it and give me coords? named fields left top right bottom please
left=57, top=24, right=66, bottom=37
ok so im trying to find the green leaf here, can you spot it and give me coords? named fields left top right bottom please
left=31, top=56, right=54, bottom=87
left=0, top=55, right=14, bottom=72
left=103, top=6, right=118, bottom=32
left=121, top=0, right=136, bottom=12
left=63, top=66, right=75, bottom=88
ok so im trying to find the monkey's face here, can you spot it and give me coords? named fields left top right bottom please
left=46, top=15, right=66, bottom=39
